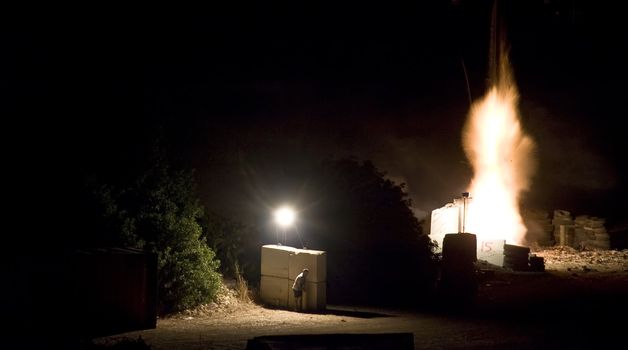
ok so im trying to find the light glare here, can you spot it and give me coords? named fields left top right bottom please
left=274, top=207, right=296, bottom=228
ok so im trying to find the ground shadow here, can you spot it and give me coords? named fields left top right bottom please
left=322, top=305, right=393, bottom=318
left=258, top=303, right=394, bottom=318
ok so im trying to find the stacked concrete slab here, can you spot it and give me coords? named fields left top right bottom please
left=580, top=217, right=610, bottom=250
left=260, top=244, right=326, bottom=311
left=503, top=244, right=530, bottom=271
left=552, top=210, right=575, bottom=247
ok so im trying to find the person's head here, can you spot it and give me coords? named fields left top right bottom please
left=302, top=268, right=309, bottom=276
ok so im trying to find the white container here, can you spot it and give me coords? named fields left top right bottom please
left=288, top=280, right=327, bottom=311
left=430, top=203, right=461, bottom=252
left=260, top=275, right=291, bottom=308
left=288, top=249, right=326, bottom=283
left=260, top=244, right=327, bottom=311
left=478, top=239, right=505, bottom=267
left=261, top=244, right=295, bottom=279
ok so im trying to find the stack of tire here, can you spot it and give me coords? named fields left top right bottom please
left=439, top=233, right=478, bottom=306
left=503, top=244, right=530, bottom=271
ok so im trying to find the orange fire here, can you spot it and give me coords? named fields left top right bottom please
left=461, top=49, right=536, bottom=245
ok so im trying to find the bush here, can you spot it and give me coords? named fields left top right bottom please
left=202, top=212, right=259, bottom=282
left=89, top=157, right=222, bottom=314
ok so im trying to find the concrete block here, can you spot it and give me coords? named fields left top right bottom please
left=261, top=244, right=296, bottom=279
left=478, top=239, right=505, bottom=267
left=287, top=280, right=326, bottom=312
left=288, top=249, right=326, bottom=283
left=259, top=275, right=290, bottom=308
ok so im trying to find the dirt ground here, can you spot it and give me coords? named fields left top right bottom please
left=97, top=247, right=628, bottom=350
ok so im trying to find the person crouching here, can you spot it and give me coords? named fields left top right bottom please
left=292, top=268, right=309, bottom=312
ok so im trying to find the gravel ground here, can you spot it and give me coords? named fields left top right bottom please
left=96, top=247, right=628, bottom=350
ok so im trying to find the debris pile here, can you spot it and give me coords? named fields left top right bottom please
left=533, top=246, right=628, bottom=273
left=168, top=278, right=254, bottom=319
left=477, top=246, right=628, bottom=274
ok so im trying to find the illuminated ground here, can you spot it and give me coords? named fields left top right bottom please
left=98, top=247, right=628, bottom=349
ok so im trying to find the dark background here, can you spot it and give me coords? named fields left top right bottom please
left=4, top=0, right=627, bottom=247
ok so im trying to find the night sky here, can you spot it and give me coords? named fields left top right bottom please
left=4, top=1, right=628, bottom=242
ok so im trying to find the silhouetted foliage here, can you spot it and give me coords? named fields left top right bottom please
left=202, top=211, right=260, bottom=282
left=88, top=155, right=221, bottom=315
left=307, top=157, right=437, bottom=306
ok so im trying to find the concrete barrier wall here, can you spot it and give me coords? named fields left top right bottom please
left=260, top=245, right=295, bottom=279
left=288, top=281, right=327, bottom=311
left=260, top=245, right=327, bottom=311
left=288, top=250, right=326, bottom=283
left=260, top=275, right=291, bottom=308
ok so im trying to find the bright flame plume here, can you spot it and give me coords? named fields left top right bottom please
left=462, top=47, right=536, bottom=245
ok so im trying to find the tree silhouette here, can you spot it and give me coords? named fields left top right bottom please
left=87, top=153, right=222, bottom=314
left=302, top=157, right=437, bottom=306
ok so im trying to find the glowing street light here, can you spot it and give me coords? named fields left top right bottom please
left=274, top=206, right=296, bottom=228
left=273, top=205, right=305, bottom=248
